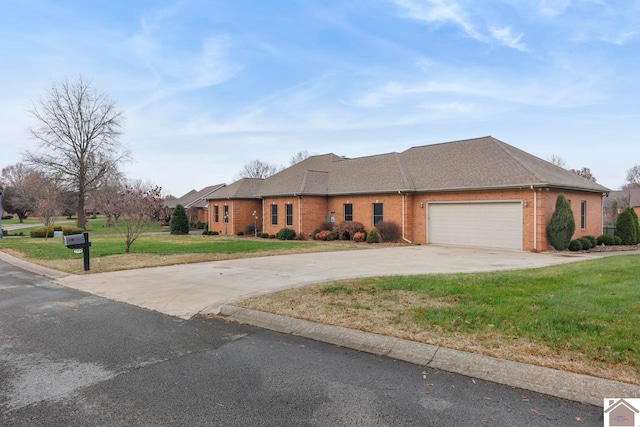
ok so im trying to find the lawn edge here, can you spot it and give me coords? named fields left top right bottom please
left=219, top=304, right=640, bottom=407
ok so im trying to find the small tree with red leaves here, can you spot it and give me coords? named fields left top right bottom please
left=111, top=182, right=164, bottom=253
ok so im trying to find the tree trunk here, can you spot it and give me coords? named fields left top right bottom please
left=125, top=241, right=131, bottom=254
left=77, top=189, right=86, bottom=230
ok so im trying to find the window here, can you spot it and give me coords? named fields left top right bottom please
left=214, top=205, right=219, bottom=223
left=286, top=204, right=293, bottom=226
left=373, top=203, right=383, bottom=226
left=271, top=204, right=278, bottom=225
left=344, top=203, right=353, bottom=221
left=223, top=205, right=229, bottom=223
left=581, top=200, right=587, bottom=229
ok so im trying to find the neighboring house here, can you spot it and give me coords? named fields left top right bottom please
left=206, top=136, right=610, bottom=251
left=166, top=185, right=224, bottom=224
left=603, top=187, right=640, bottom=225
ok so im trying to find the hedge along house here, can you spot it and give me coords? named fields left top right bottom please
left=206, top=178, right=263, bottom=235
left=208, top=137, right=610, bottom=251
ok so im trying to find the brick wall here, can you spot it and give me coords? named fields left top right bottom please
left=208, top=199, right=261, bottom=235
left=262, top=196, right=328, bottom=238
left=542, top=190, right=603, bottom=249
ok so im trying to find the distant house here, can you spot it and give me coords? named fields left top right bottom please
left=603, top=187, right=640, bottom=225
left=166, top=185, right=224, bottom=224
left=206, top=136, right=610, bottom=251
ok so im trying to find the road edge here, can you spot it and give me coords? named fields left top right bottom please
left=219, top=304, right=640, bottom=407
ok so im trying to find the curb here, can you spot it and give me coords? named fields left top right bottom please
left=219, top=304, right=640, bottom=407
left=0, top=251, right=69, bottom=280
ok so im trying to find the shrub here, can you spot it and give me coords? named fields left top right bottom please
left=212, top=231, right=219, bottom=236
left=615, top=207, right=639, bottom=245
left=170, top=205, right=189, bottom=235
left=353, top=231, right=366, bottom=242
left=258, top=232, right=269, bottom=238
left=2, top=215, right=13, bottom=220
left=366, top=229, right=380, bottom=243
left=547, top=195, right=575, bottom=250
left=579, top=237, right=593, bottom=250
left=196, top=221, right=206, bottom=230
left=311, top=228, right=321, bottom=240
left=315, top=230, right=335, bottom=241
left=614, top=236, right=623, bottom=245
left=276, top=228, right=296, bottom=240
left=237, top=231, right=244, bottom=236
left=597, top=234, right=615, bottom=246
left=568, top=239, right=583, bottom=251
left=318, top=221, right=333, bottom=231
left=584, top=235, right=597, bottom=247
left=30, top=225, right=85, bottom=238
left=333, top=221, right=366, bottom=240
left=374, top=221, right=401, bottom=242
left=269, top=234, right=276, bottom=239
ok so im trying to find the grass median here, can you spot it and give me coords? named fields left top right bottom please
left=237, top=254, right=640, bottom=385
left=0, top=234, right=363, bottom=273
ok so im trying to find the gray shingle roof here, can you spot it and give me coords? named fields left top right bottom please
left=629, top=188, right=640, bottom=207
left=165, top=189, right=197, bottom=209
left=206, top=178, right=263, bottom=200
left=255, top=137, right=609, bottom=196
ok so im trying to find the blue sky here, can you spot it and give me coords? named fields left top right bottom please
left=1, top=0, right=638, bottom=196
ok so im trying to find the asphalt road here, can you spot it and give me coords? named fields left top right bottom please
left=0, top=260, right=603, bottom=426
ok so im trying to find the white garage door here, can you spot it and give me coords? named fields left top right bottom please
left=428, top=202, right=522, bottom=250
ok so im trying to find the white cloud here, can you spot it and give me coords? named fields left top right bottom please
left=391, top=0, right=484, bottom=41
left=490, top=27, right=528, bottom=51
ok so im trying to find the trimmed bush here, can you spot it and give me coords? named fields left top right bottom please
left=269, top=234, right=276, bottom=239
left=579, top=237, right=593, bottom=250
left=547, top=195, right=575, bottom=250
left=315, top=229, right=335, bottom=241
left=276, top=228, right=296, bottom=240
left=584, top=235, right=597, bottom=247
left=170, top=205, right=190, bottom=235
left=366, top=229, right=380, bottom=244
left=597, top=234, right=615, bottom=246
left=615, top=207, right=639, bottom=245
left=2, top=215, right=13, bottom=220
left=353, top=231, right=366, bottom=242
left=374, top=221, right=401, bottom=242
left=30, top=225, right=85, bottom=238
left=614, top=236, right=623, bottom=245
left=237, top=231, right=244, bottom=236
left=568, top=239, right=583, bottom=251
left=258, top=232, right=269, bottom=238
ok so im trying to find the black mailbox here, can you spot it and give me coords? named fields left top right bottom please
left=63, top=232, right=92, bottom=271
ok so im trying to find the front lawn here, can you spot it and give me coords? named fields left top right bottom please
left=237, top=255, right=640, bottom=384
left=0, top=234, right=362, bottom=273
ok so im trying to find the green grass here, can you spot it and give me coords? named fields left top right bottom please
left=324, top=256, right=640, bottom=367
left=1, top=216, right=75, bottom=226
left=0, top=234, right=316, bottom=260
left=4, top=218, right=167, bottom=236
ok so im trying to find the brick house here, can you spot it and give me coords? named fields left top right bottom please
left=206, top=137, right=610, bottom=251
left=206, top=178, right=263, bottom=235
left=166, top=184, right=224, bottom=224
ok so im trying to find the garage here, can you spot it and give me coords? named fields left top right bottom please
left=428, top=202, right=523, bottom=250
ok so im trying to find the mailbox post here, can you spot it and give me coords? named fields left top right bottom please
left=63, top=232, right=92, bottom=271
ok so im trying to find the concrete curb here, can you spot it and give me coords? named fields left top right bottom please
left=0, top=251, right=70, bottom=280
left=219, top=304, right=640, bottom=407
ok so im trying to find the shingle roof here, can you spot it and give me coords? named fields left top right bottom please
left=206, top=178, right=263, bottom=200
left=165, top=189, right=197, bottom=209
left=255, top=136, right=610, bottom=197
left=166, top=185, right=225, bottom=209
left=629, top=188, right=640, bottom=207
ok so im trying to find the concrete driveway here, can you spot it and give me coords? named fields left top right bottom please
left=26, top=245, right=611, bottom=319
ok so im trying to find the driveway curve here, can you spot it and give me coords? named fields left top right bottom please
left=44, top=245, right=613, bottom=319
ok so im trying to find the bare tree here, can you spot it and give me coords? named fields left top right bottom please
left=626, top=164, right=640, bottom=187
left=547, top=154, right=567, bottom=168
left=569, top=167, right=596, bottom=182
left=1, top=163, right=39, bottom=222
left=111, top=181, right=164, bottom=254
left=26, top=172, right=63, bottom=234
left=235, top=160, right=281, bottom=180
left=25, top=77, right=129, bottom=230
left=290, top=150, right=311, bottom=165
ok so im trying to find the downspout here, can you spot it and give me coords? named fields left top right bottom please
left=400, top=191, right=412, bottom=244
left=532, top=186, right=537, bottom=251
left=232, top=200, right=235, bottom=235
left=262, top=200, right=265, bottom=234
left=298, top=196, right=302, bottom=236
